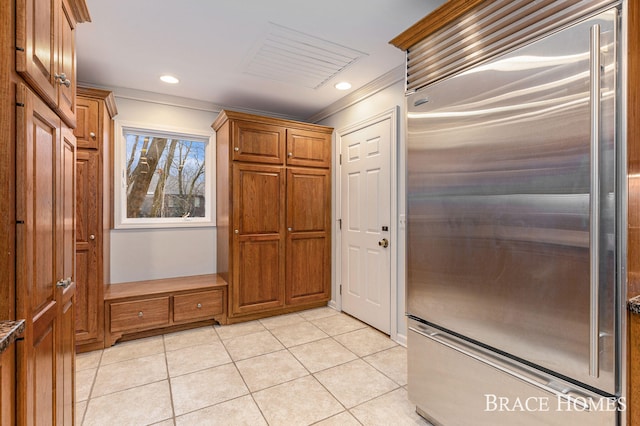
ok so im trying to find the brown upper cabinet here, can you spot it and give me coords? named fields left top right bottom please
left=222, top=111, right=332, bottom=168
left=232, top=120, right=286, bottom=164
left=286, top=128, right=331, bottom=168
left=15, top=0, right=86, bottom=128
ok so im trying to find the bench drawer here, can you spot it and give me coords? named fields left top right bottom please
left=174, top=290, right=224, bottom=322
left=110, top=297, right=170, bottom=332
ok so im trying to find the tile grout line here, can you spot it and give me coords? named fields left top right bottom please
left=162, top=332, right=178, bottom=425
left=78, top=349, right=104, bottom=426
left=216, top=321, right=271, bottom=425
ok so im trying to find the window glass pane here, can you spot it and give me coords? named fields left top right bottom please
left=124, top=131, right=206, bottom=219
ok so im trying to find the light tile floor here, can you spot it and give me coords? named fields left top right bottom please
left=75, top=307, right=431, bottom=426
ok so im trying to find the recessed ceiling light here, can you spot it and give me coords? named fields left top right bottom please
left=160, top=75, right=179, bottom=84
left=334, top=81, right=352, bottom=90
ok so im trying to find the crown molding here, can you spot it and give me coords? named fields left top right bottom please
left=306, top=65, right=405, bottom=123
left=76, top=82, right=302, bottom=121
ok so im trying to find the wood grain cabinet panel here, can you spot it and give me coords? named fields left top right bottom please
left=232, top=120, right=285, bottom=164
left=174, top=290, right=224, bottom=323
left=286, top=168, right=331, bottom=305
left=214, top=110, right=332, bottom=322
left=630, top=312, right=640, bottom=425
left=74, top=87, right=116, bottom=352
left=286, top=128, right=331, bottom=168
left=110, top=297, right=170, bottom=333
left=16, top=83, right=77, bottom=426
left=75, top=150, right=99, bottom=344
left=0, top=346, right=16, bottom=425
left=75, top=97, right=99, bottom=149
left=16, top=0, right=78, bottom=127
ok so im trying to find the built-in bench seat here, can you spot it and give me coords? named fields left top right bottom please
left=104, top=274, right=227, bottom=347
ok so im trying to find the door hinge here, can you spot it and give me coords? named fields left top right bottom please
left=16, top=46, right=24, bottom=52
left=16, top=102, right=24, bottom=107
left=338, top=218, right=342, bottom=230
left=339, top=154, right=342, bottom=165
left=339, top=284, right=342, bottom=295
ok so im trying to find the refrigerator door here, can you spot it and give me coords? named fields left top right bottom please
left=406, top=9, right=617, bottom=393
left=407, top=320, right=619, bottom=426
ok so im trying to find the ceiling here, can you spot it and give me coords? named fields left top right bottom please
left=76, top=0, right=445, bottom=121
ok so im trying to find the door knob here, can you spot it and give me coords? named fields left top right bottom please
left=89, top=234, right=95, bottom=240
left=378, top=238, right=389, bottom=248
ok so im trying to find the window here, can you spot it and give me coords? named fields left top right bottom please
left=115, top=124, right=214, bottom=228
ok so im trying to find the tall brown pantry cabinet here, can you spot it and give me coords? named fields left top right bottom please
left=214, top=110, right=332, bottom=323
left=1, top=0, right=90, bottom=424
left=74, top=87, right=117, bottom=353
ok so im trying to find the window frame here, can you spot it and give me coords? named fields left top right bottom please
left=114, top=120, right=215, bottom=229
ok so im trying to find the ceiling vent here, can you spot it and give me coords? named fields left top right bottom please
left=244, top=22, right=368, bottom=89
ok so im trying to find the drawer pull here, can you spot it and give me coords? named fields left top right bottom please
left=138, top=311, right=144, bottom=318
left=197, top=303, right=202, bottom=309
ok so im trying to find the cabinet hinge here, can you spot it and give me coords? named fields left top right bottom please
left=16, top=46, right=24, bottom=52
left=16, top=220, right=24, bottom=224
left=16, top=102, right=24, bottom=107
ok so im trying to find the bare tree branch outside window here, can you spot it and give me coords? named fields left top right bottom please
left=124, top=131, right=207, bottom=219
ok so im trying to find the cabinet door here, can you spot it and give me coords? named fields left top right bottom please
left=75, top=98, right=99, bottom=149
left=0, top=348, right=16, bottom=426
left=56, top=0, right=76, bottom=126
left=286, top=168, right=331, bottom=305
left=16, top=0, right=76, bottom=127
left=16, top=0, right=58, bottom=110
left=232, top=120, right=285, bottom=164
left=231, top=164, right=285, bottom=315
left=75, top=150, right=102, bottom=345
left=56, top=125, right=76, bottom=426
left=286, top=128, right=331, bottom=168
left=16, top=84, right=61, bottom=426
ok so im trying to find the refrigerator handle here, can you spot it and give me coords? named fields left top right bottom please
left=589, top=23, right=601, bottom=379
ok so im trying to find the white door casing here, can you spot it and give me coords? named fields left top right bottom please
left=339, top=110, right=396, bottom=334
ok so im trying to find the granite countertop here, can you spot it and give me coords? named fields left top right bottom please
left=0, top=320, right=25, bottom=354
left=629, top=296, right=640, bottom=315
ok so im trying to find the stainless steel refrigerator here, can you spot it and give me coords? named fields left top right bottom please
left=406, top=4, right=625, bottom=426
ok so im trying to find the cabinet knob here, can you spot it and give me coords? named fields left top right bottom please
left=234, top=229, right=239, bottom=234
left=288, top=227, right=292, bottom=231
left=288, top=152, right=293, bottom=157
left=234, top=147, right=239, bottom=152
left=89, top=132, right=96, bottom=139
left=56, top=277, right=72, bottom=288
left=138, top=311, right=144, bottom=318
left=197, top=303, right=202, bottom=309
left=54, top=73, right=71, bottom=88
left=89, top=234, right=95, bottom=240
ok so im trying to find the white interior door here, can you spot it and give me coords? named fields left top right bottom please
left=340, top=116, right=391, bottom=334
